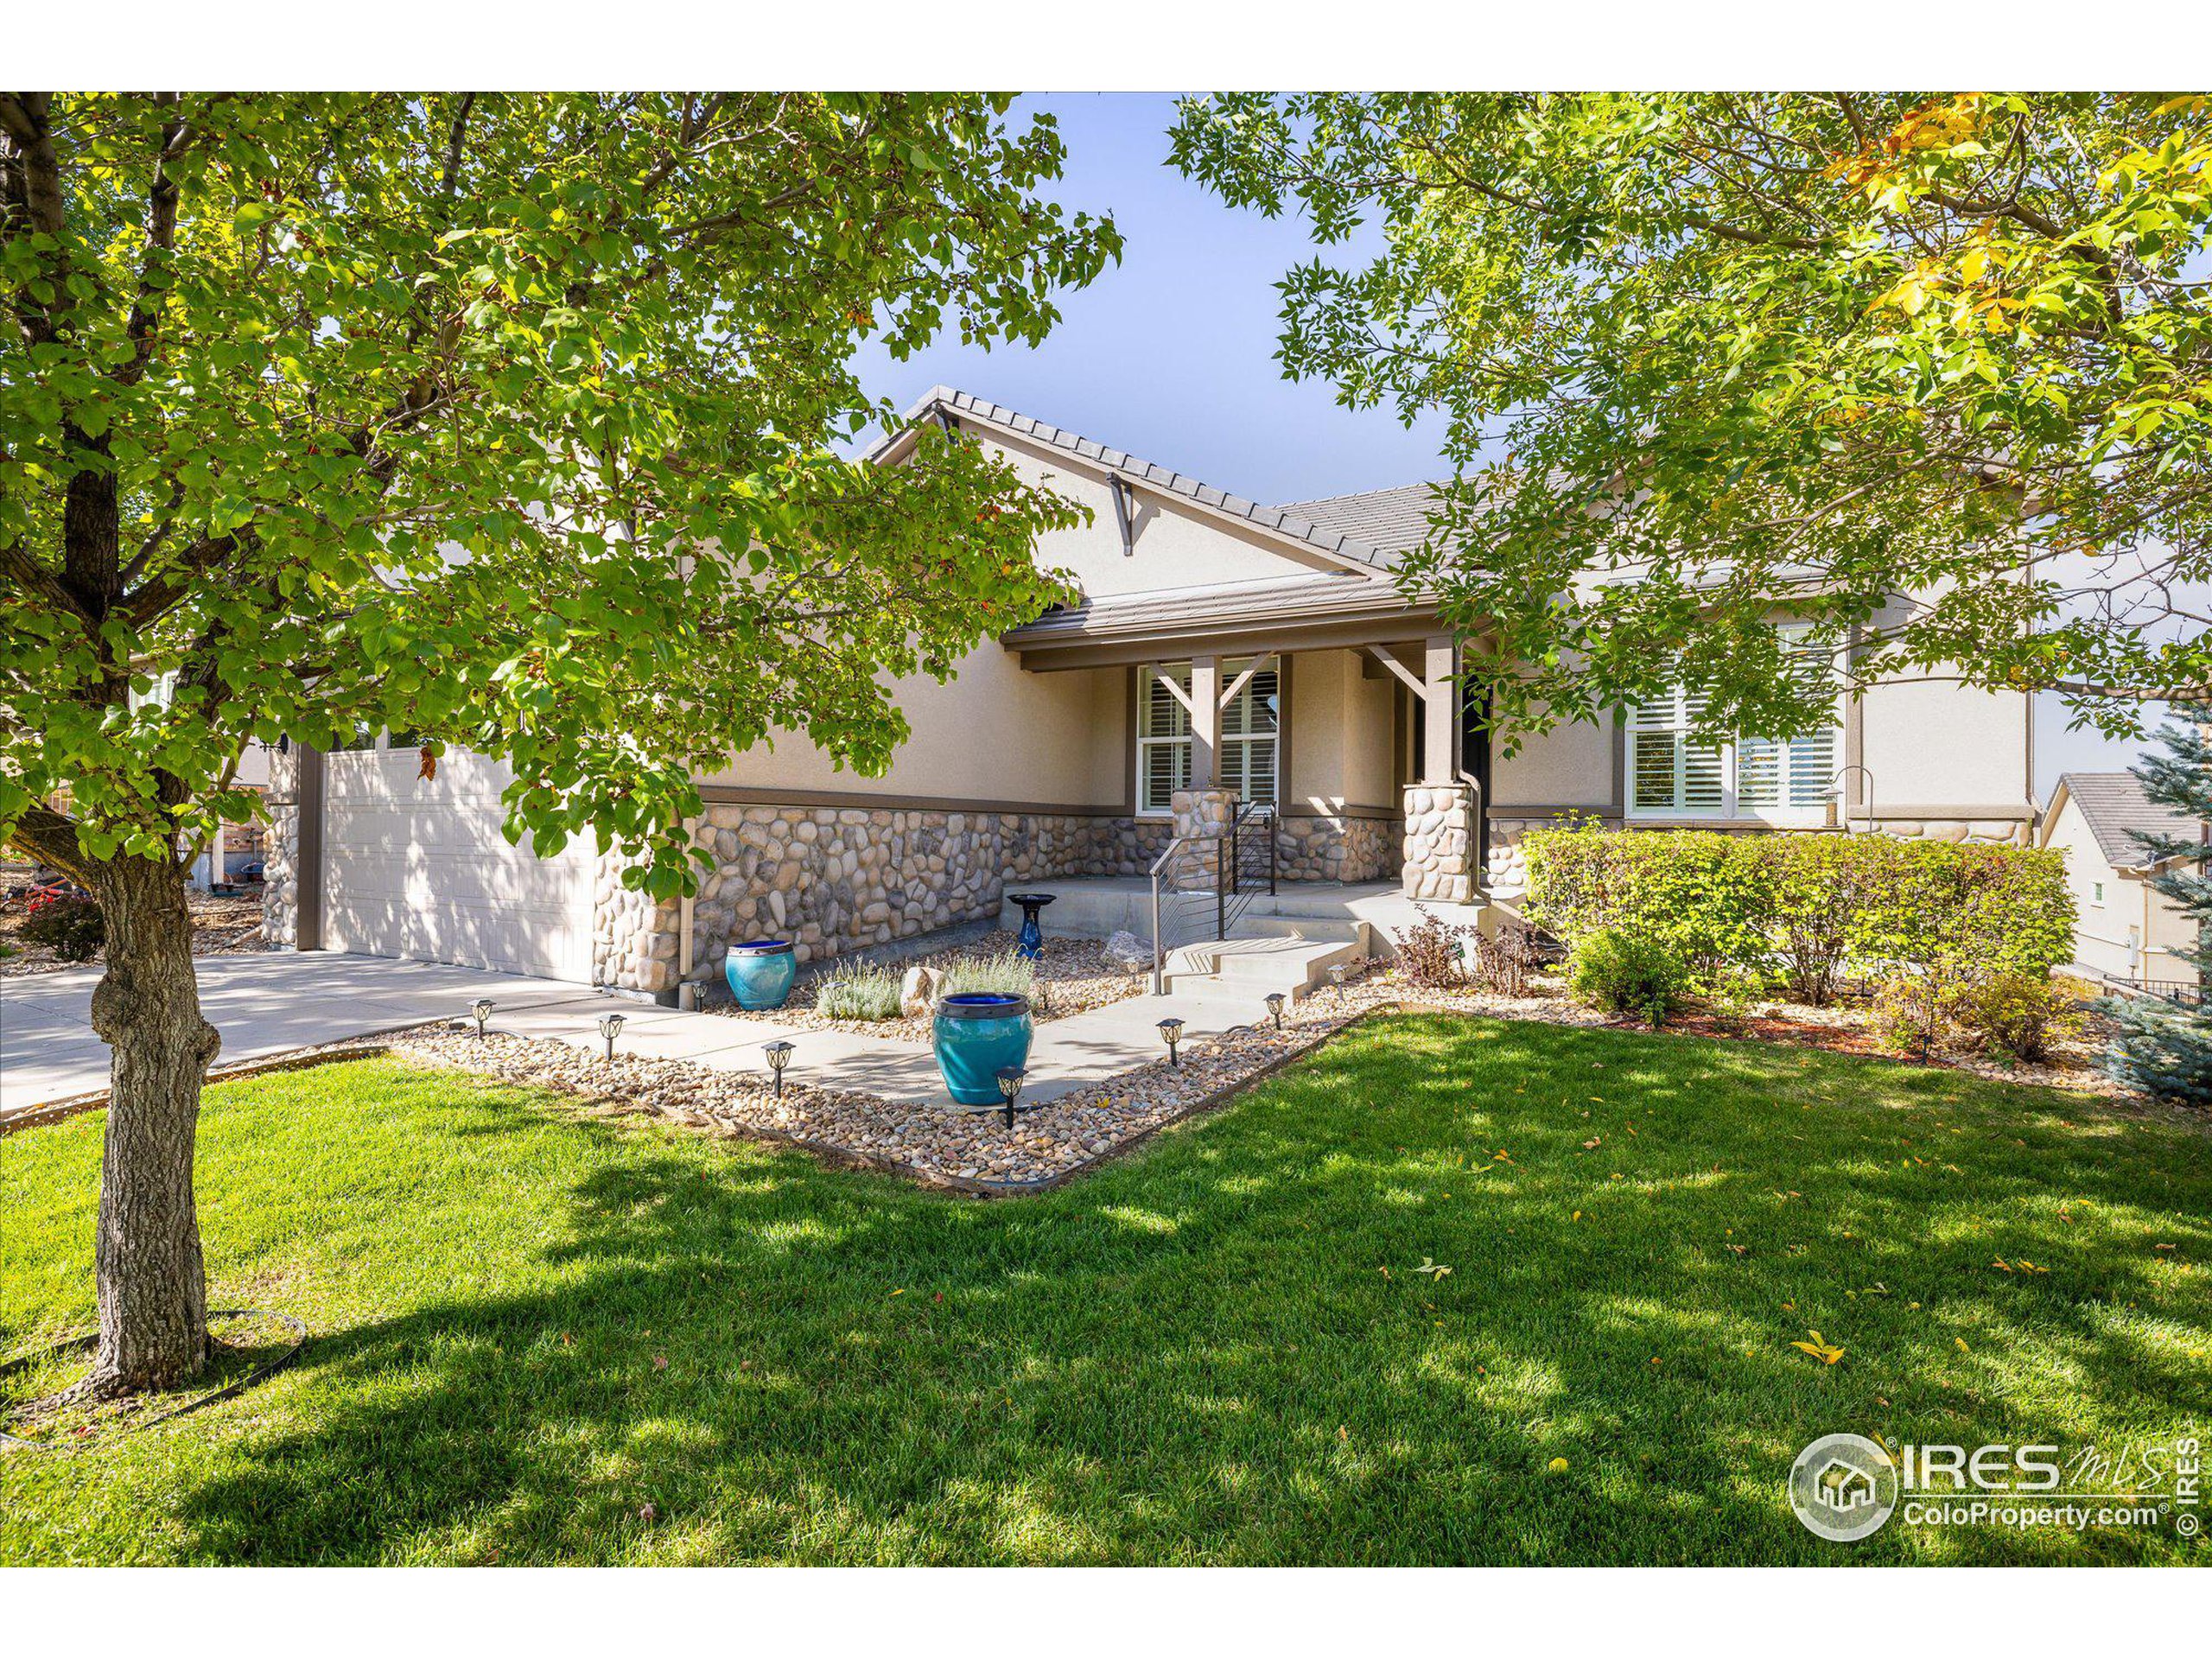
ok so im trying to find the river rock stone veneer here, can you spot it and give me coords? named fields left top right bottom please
left=264, top=783, right=1457, bottom=1000
left=1279, top=813, right=1397, bottom=884
left=681, top=804, right=1174, bottom=992
left=1402, top=783, right=1479, bottom=904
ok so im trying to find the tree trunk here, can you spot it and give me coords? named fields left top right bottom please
left=84, top=852, right=220, bottom=1395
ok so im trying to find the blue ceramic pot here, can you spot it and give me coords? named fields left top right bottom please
left=723, top=939, right=798, bottom=1011
left=932, top=993, right=1034, bottom=1107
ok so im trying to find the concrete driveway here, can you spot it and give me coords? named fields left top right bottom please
left=1, top=953, right=605, bottom=1117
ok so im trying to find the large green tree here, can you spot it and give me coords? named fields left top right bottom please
left=1170, top=92, right=2212, bottom=747
left=1, top=92, right=1117, bottom=1395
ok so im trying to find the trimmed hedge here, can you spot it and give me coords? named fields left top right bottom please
left=1522, top=827, right=2073, bottom=998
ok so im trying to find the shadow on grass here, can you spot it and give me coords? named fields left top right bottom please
left=16, top=1020, right=2209, bottom=1565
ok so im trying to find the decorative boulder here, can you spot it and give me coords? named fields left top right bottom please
left=1104, top=930, right=1152, bottom=974
left=899, top=963, right=938, bottom=1020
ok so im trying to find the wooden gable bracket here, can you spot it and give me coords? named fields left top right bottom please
left=1107, top=473, right=1137, bottom=557
left=1217, top=652, right=1280, bottom=710
left=1363, top=644, right=1429, bottom=700
left=1144, top=663, right=1199, bottom=722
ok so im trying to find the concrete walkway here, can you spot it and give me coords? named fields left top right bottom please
left=1, top=954, right=607, bottom=1116
left=3, top=950, right=1280, bottom=1116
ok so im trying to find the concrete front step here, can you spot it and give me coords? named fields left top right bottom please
left=1161, top=934, right=1366, bottom=1001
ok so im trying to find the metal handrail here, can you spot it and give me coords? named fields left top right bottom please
left=1147, top=805, right=1284, bottom=994
left=1148, top=831, right=1213, bottom=995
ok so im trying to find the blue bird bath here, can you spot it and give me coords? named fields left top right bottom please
left=932, top=993, right=1034, bottom=1106
left=723, top=939, right=798, bottom=1011
left=1007, top=891, right=1056, bottom=960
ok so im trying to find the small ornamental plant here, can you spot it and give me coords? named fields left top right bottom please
left=20, top=893, right=105, bottom=963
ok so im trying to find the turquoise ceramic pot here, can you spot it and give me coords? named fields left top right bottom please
left=932, top=993, right=1034, bottom=1106
left=723, top=939, right=798, bottom=1011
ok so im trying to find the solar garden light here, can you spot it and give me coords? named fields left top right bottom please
left=1264, top=992, right=1286, bottom=1030
left=763, top=1039, right=795, bottom=1097
left=1329, top=963, right=1351, bottom=995
left=469, top=997, right=494, bottom=1040
left=597, top=1012, right=626, bottom=1064
left=1157, top=1016, right=1185, bottom=1067
left=995, top=1065, right=1031, bottom=1131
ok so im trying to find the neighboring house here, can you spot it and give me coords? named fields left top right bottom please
left=263, top=388, right=2037, bottom=996
left=2038, top=772, right=2205, bottom=988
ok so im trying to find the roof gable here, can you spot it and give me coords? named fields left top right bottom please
left=868, top=387, right=1400, bottom=576
left=2053, top=772, right=2203, bottom=870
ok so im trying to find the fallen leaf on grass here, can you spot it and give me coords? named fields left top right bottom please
left=1412, top=1258, right=1452, bottom=1278
left=1791, top=1330, right=1846, bottom=1365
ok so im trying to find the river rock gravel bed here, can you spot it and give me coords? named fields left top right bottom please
left=394, top=969, right=1437, bottom=1190
left=709, top=930, right=1146, bottom=1044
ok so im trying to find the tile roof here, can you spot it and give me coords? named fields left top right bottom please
left=2056, top=772, right=2205, bottom=870
left=872, top=387, right=1397, bottom=572
left=1274, top=483, right=1452, bottom=562
left=1000, top=570, right=1427, bottom=648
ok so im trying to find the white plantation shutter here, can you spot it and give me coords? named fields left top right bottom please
left=1736, top=627, right=1840, bottom=809
left=1136, top=658, right=1278, bottom=812
left=1630, top=683, right=1725, bottom=813
left=1220, top=659, right=1280, bottom=810
left=1139, top=664, right=1194, bottom=814
left=1632, top=627, right=1841, bottom=818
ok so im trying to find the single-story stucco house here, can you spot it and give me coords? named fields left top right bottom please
left=259, top=387, right=2039, bottom=1001
left=2039, top=772, right=2205, bottom=989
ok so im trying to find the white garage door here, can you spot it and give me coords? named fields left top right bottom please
left=322, top=746, right=596, bottom=982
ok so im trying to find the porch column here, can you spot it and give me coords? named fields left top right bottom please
left=1189, top=653, right=1221, bottom=790
left=1401, top=632, right=1481, bottom=905
left=1421, top=633, right=1458, bottom=784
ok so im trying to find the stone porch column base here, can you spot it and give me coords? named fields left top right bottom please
left=1402, top=783, right=1478, bottom=904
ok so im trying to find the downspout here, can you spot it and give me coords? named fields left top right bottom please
left=676, top=813, right=699, bottom=1009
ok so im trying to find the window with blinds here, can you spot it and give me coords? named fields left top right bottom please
left=1138, top=659, right=1279, bottom=814
left=1139, top=663, right=1194, bottom=815
left=1221, top=660, right=1280, bottom=809
left=1627, top=627, right=1841, bottom=819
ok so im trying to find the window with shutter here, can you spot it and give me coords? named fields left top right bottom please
left=1220, top=659, right=1279, bottom=810
left=1139, top=664, right=1194, bottom=815
left=1136, top=659, right=1279, bottom=814
left=1625, top=626, right=1842, bottom=821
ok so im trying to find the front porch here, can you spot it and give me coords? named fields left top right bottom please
left=998, top=573, right=1493, bottom=910
left=998, top=874, right=1493, bottom=1001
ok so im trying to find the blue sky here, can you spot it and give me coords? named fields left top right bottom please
left=850, top=92, right=2150, bottom=798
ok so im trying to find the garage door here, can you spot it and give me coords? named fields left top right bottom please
left=321, top=746, right=596, bottom=982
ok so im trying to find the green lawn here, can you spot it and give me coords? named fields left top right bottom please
left=3, top=1016, right=2207, bottom=1565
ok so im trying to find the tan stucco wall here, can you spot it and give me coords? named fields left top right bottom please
left=699, top=645, right=1127, bottom=810
left=1286, top=649, right=1396, bottom=813
left=1859, top=677, right=2032, bottom=812
left=697, top=423, right=1341, bottom=808
left=987, top=429, right=1351, bottom=600
left=2045, top=791, right=2197, bottom=980
left=1494, top=713, right=1617, bottom=810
